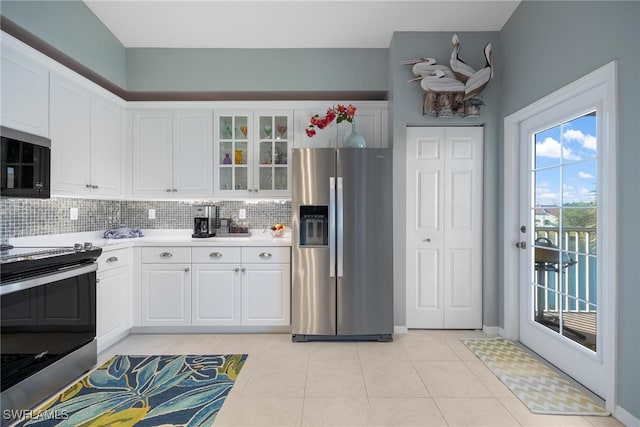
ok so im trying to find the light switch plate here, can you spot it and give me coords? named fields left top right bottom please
left=70, top=208, right=78, bottom=220
left=148, top=209, right=156, bottom=219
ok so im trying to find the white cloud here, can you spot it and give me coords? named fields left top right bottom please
left=536, top=137, right=580, bottom=160
left=536, top=137, right=562, bottom=158
left=578, top=171, right=594, bottom=179
left=563, top=129, right=597, bottom=151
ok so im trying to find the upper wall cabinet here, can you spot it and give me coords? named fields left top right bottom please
left=50, top=73, right=122, bottom=196
left=214, top=110, right=292, bottom=197
left=0, top=44, right=49, bottom=137
left=293, top=104, right=388, bottom=149
left=132, top=110, right=213, bottom=197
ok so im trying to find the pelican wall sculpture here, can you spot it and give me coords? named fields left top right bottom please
left=402, top=34, right=494, bottom=117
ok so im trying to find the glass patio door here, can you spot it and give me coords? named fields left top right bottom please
left=519, top=107, right=606, bottom=398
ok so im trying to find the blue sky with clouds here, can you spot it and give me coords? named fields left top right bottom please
left=534, top=113, right=597, bottom=206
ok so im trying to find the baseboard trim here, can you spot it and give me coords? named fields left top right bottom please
left=482, top=325, right=500, bottom=335
left=394, top=326, right=409, bottom=334
left=614, top=405, right=639, bottom=427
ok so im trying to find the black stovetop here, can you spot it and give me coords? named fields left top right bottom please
left=0, top=244, right=103, bottom=282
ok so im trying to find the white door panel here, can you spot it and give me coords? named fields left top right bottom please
left=407, top=127, right=483, bottom=329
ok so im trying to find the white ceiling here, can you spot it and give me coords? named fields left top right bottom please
left=84, top=0, right=520, bottom=49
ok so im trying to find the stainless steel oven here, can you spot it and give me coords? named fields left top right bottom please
left=0, top=244, right=101, bottom=424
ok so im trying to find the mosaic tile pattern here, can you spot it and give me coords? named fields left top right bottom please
left=0, top=197, right=291, bottom=239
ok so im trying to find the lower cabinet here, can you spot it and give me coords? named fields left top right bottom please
left=242, top=263, right=290, bottom=326
left=191, top=264, right=241, bottom=326
left=96, top=249, right=131, bottom=351
left=141, top=246, right=291, bottom=328
left=141, top=263, right=191, bottom=326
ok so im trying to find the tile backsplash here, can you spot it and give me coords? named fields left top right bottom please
left=0, top=197, right=291, bottom=239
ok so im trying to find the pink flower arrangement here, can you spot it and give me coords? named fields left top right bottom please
left=305, top=104, right=357, bottom=137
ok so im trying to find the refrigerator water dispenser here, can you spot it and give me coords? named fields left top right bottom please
left=299, top=206, right=328, bottom=246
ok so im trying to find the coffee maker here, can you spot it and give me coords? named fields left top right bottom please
left=192, top=205, right=218, bottom=238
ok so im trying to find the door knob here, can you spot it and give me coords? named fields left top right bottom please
left=515, top=241, right=527, bottom=249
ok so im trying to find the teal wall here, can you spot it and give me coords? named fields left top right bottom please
left=0, top=0, right=127, bottom=88
left=388, top=31, right=501, bottom=329
left=127, top=48, right=387, bottom=92
left=499, top=1, right=640, bottom=418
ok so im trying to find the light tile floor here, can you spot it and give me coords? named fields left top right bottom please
left=98, top=330, right=624, bottom=426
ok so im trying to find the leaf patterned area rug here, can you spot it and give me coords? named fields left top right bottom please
left=463, top=337, right=608, bottom=416
left=16, top=354, right=247, bottom=427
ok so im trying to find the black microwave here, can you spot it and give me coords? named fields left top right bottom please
left=1, top=126, right=51, bottom=198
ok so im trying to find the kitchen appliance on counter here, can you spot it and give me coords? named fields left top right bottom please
left=192, top=205, right=218, bottom=238
left=1, top=126, right=51, bottom=199
left=291, top=148, right=393, bottom=342
left=0, top=243, right=102, bottom=421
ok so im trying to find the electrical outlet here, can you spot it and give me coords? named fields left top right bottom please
left=148, top=209, right=156, bottom=219
left=70, top=208, right=78, bottom=220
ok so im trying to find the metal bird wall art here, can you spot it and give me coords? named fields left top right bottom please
left=402, top=34, right=494, bottom=117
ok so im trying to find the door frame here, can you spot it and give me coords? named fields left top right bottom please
left=502, top=61, right=618, bottom=411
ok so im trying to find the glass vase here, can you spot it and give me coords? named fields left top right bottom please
left=343, top=123, right=366, bottom=148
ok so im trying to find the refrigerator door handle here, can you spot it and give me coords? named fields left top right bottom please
left=329, top=176, right=336, bottom=278
left=337, top=176, right=344, bottom=278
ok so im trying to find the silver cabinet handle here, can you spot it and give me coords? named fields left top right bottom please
left=106, top=256, right=119, bottom=263
left=96, top=278, right=101, bottom=284
left=184, top=267, right=190, bottom=272
left=234, top=267, right=240, bottom=272
left=422, top=238, right=431, bottom=242
left=241, top=267, right=246, bottom=272
left=160, top=252, right=173, bottom=258
left=166, top=189, right=172, bottom=192
left=86, top=184, right=92, bottom=189
left=172, top=189, right=178, bottom=192
left=92, top=185, right=98, bottom=189
left=209, top=252, right=223, bottom=258
left=259, top=252, right=272, bottom=258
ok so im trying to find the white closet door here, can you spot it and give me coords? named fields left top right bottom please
left=406, top=127, right=483, bottom=329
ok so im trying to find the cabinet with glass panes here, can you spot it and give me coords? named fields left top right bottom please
left=214, top=110, right=292, bottom=197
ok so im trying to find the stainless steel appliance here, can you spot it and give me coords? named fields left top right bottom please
left=0, top=243, right=102, bottom=424
left=1, top=126, right=51, bottom=199
left=292, top=148, right=393, bottom=341
left=192, top=205, right=218, bottom=238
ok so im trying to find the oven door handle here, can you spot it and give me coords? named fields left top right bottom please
left=0, top=263, right=98, bottom=296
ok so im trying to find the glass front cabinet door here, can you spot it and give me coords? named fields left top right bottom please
left=255, top=112, right=291, bottom=196
left=214, top=110, right=292, bottom=197
left=215, top=112, right=251, bottom=195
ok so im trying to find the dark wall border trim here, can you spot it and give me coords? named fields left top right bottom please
left=1, top=16, right=387, bottom=102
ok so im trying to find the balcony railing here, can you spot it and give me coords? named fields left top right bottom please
left=535, top=227, right=597, bottom=313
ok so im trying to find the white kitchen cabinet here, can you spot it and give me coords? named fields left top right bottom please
left=241, top=247, right=291, bottom=327
left=50, top=73, right=122, bottom=196
left=140, top=247, right=192, bottom=326
left=214, top=110, right=292, bottom=197
left=132, top=110, right=212, bottom=197
left=192, top=264, right=242, bottom=326
left=0, top=43, right=49, bottom=137
left=293, top=103, right=388, bottom=149
left=243, top=263, right=290, bottom=326
left=191, top=246, right=290, bottom=327
left=96, top=249, right=131, bottom=352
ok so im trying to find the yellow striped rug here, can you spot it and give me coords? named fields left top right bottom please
left=463, top=337, right=609, bottom=416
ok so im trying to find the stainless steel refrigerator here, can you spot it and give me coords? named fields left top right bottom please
left=291, top=148, right=393, bottom=341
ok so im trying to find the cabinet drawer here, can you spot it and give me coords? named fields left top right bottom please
left=98, top=248, right=130, bottom=272
left=142, top=247, right=191, bottom=263
left=242, top=247, right=290, bottom=264
left=192, top=247, right=241, bottom=264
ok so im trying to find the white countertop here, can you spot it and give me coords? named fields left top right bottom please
left=5, top=229, right=292, bottom=252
